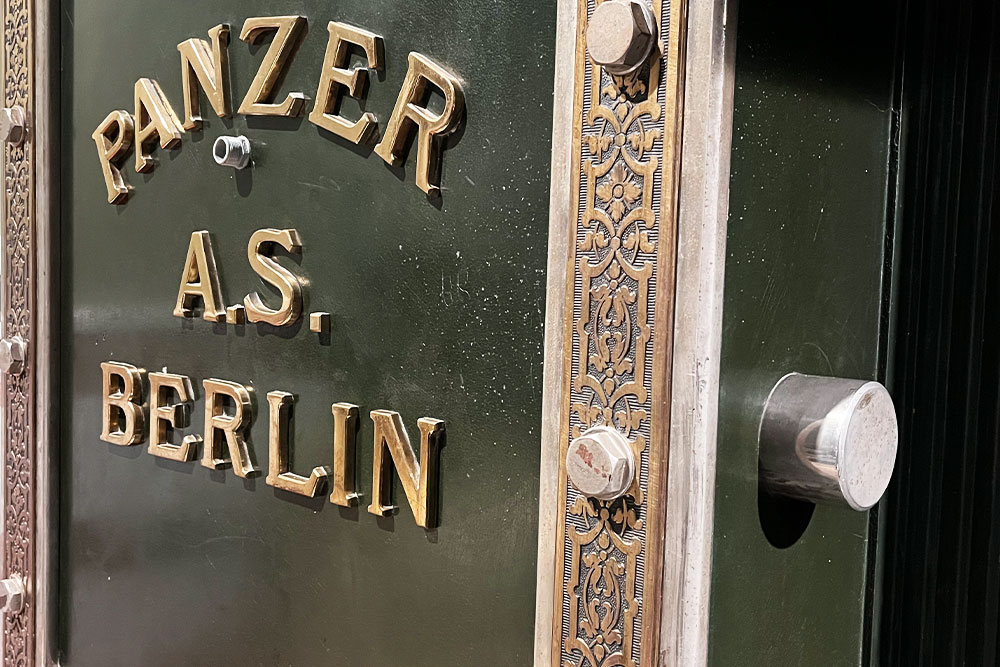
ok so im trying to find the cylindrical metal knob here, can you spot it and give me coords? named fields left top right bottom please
left=0, top=106, right=26, bottom=146
left=585, top=0, right=657, bottom=76
left=0, top=336, right=27, bottom=375
left=566, top=426, right=635, bottom=500
left=759, top=373, right=898, bottom=511
left=212, top=135, right=251, bottom=170
left=0, top=576, right=24, bottom=614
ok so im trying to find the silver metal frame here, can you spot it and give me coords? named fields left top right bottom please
left=533, top=0, right=737, bottom=663
left=658, top=0, right=737, bottom=663
left=34, top=0, right=59, bottom=663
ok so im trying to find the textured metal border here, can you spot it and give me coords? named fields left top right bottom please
left=2, top=0, right=37, bottom=663
left=545, top=0, right=688, bottom=664
left=535, top=0, right=736, bottom=664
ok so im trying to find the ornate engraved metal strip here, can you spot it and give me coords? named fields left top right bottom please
left=552, top=0, right=686, bottom=664
left=3, top=0, right=35, bottom=664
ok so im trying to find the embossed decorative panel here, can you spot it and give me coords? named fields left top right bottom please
left=2, top=0, right=35, bottom=664
left=551, top=0, right=686, bottom=664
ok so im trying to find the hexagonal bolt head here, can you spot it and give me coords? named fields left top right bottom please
left=0, top=336, right=27, bottom=376
left=213, top=135, right=251, bottom=170
left=566, top=425, right=636, bottom=500
left=586, top=0, right=657, bottom=76
left=0, top=106, right=27, bottom=146
left=0, top=576, right=24, bottom=615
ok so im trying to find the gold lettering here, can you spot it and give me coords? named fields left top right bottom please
left=148, top=372, right=201, bottom=461
left=329, top=403, right=359, bottom=507
left=100, top=361, right=145, bottom=446
left=308, top=22, right=384, bottom=144
left=373, top=53, right=465, bottom=195
left=177, top=24, right=232, bottom=131
left=367, top=410, right=444, bottom=528
left=134, top=77, right=184, bottom=173
left=264, top=392, right=330, bottom=496
left=244, top=228, right=303, bottom=327
left=238, top=16, right=308, bottom=117
left=174, top=231, right=226, bottom=322
left=91, top=110, right=134, bottom=205
left=202, top=378, right=257, bottom=478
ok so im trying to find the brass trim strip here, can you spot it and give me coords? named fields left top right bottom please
left=549, top=0, right=687, bottom=664
left=2, top=0, right=36, bottom=664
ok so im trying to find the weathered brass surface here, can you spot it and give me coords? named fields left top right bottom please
left=243, top=228, right=304, bottom=327
left=237, top=15, right=308, bottom=117
left=265, top=391, right=331, bottom=496
left=308, top=22, right=384, bottom=144
left=367, top=410, right=444, bottom=529
left=177, top=23, right=233, bottom=131
left=133, top=77, right=184, bottom=173
left=373, top=53, right=465, bottom=195
left=2, top=0, right=38, bottom=659
left=173, top=230, right=226, bottom=322
left=147, top=371, right=201, bottom=461
left=201, top=378, right=258, bottom=478
left=308, top=310, right=330, bottom=333
left=329, top=402, right=360, bottom=507
left=91, top=109, right=134, bottom=204
left=550, top=0, right=687, bottom=664
left=99, top=361, right=146, bottom=447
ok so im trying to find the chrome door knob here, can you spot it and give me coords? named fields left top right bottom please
left=759, top=373, right=898, bottom=510
left=0, top=336, right=27, bottom=375
left=566, top=426, right=635, bottom=500
left=585, top=0, right=657, bottom=76
left=0, top=576, right=24, bottom=614
left=0, top=106, right=27, bottom=146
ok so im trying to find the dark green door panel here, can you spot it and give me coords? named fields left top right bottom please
left=709, top=1, right=898, bottom=664
left=59, top=1, right=554, bottom=665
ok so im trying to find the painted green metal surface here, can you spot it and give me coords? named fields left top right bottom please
left=709, top=2, right=898, bottom=665
left=59, top=1, right=554, bottom=664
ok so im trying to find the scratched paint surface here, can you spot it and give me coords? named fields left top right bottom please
left=59, top=0, right=555, bottom=664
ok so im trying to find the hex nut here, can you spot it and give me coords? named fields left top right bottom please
left=566, top=426, right=636, bottom=500
left=213, top=135, right=251, bottom=170
left=0, top=106, right=26, bottom=146
left=0, top=336, right=27, bottom=376
left=586, top=0, right=657, bottom=75
left=0, top=576, right=24, bottom=614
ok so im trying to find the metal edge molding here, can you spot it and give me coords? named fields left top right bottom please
left=2, top=0, right=36, bottom=663
left=660, top=0, right=736, bottom=663
left=533, top=0, right=577, bottom=662
left=541, top=0, right=688, bottom=663
left=33, top=0, right=57, bottom=664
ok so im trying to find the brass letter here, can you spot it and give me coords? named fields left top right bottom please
left=178, top=24, right=233, bottom=131
left=308, top=22, right=384, bottom=144
left=202, top=378, right=257, bottom=478
left=367, top=410, right=444, bottom=528
left=100, top=361, right=145, bottom=446
left=265, top=392, right=331, bottom=497
left=92, top=110, right=134, bottom=204
left=238, top=16, right=308, bottom=117
left=244, top=228, right=303, bottom=327
left=373, top=53, right=465, bottom=195
left=134, top=77, right=184, bottom=173
left=329, top=403, right=359, bottom=507
left=147, top=372, right=201, bottom=461
left=174, top=231, right=226, bottom=322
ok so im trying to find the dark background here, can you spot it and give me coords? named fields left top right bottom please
left=59, top=1, right=555, bottom=664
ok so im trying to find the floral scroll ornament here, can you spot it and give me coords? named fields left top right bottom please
left=563, top=42, right=662, bottom=667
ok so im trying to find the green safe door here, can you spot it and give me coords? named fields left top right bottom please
left=60, top=1, right=555, bottom=664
